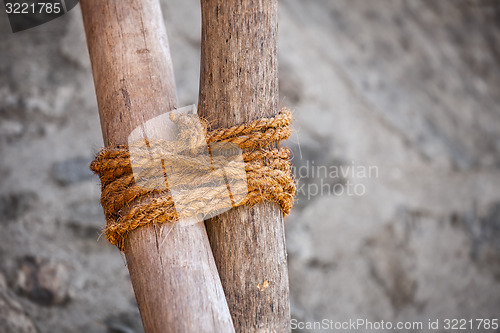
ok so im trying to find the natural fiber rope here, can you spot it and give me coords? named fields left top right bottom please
left=91, top=109, right=296, bottom=250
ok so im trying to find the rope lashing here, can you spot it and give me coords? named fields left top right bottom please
left=90, top=109, right=296, bottom=250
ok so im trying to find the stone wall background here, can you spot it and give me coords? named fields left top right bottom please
left=1, top=1, right=499, bottom=332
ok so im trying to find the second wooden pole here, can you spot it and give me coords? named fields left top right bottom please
left=198, top=1, right=292, bottom=331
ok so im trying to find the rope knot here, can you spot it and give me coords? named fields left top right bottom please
left=91, top=108, right=296, bottom=250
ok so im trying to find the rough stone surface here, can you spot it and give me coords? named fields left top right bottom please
left=51, top=156, right=93, bottom=186
left=104, top=311, right=144, bottom=333
left=1, top=1, right=499, bottom=332
left=0, top=272, right=38, bottom=333
left=15, top=257, right=70, bottom=307
left=0, top=192, right=37, bottom=222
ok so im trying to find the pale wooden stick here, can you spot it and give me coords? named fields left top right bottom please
left=81, top=0, right=234, bottom=331
left=198, top=0, right=292, bottom=331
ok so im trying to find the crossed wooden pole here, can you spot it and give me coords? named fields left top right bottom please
left=81, top=0, right=290, bottom=331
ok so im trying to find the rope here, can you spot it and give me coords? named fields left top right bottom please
left=90, top=109, right=296, bottom=250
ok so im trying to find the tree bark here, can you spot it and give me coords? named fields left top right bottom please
left=198, top=1, right=291, bottom=332
left=81, top=1, right=234, bottom=332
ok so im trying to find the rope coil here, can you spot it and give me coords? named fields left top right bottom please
left=91, top=109, right=296, bottom=250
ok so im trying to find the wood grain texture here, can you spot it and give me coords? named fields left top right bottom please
left=81, top=1, right=234, bottom=331
left=198, top=1, right=292, bottom=331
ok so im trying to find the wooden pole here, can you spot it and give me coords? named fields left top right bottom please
left=81, top=1, right=234, bottom=332
left=198, top=1, right=291, bottom=331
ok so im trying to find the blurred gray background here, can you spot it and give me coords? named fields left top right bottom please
left=1, top=0, right=500, bottom=332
